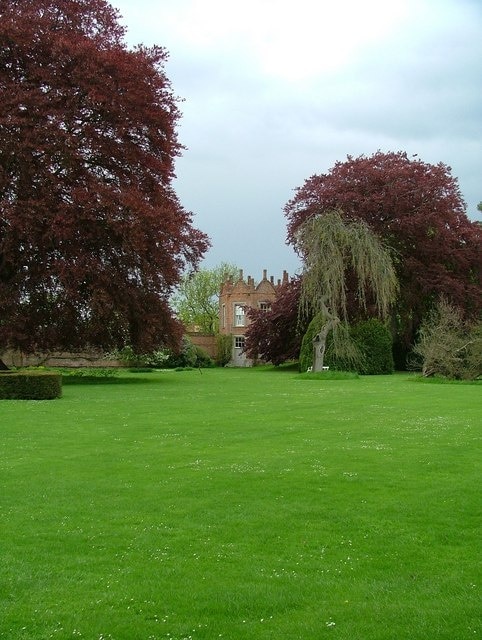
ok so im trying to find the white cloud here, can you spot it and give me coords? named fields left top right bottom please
left=114, top=0, right=482, bottom=276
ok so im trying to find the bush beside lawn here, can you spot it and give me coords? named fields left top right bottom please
left=0, top=370, right=62, bottom=399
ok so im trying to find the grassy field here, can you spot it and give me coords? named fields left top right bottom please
left=1, top=367, right=480, bottom=639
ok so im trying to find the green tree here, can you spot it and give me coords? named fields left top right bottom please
left=298, top=210, right=398, bottom=371
left=412, top=298, right=482, bottom=380
left=172, top=264, right=238, bottom=334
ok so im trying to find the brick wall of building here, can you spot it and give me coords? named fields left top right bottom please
left=187, top=333, right=217, bottom=359
left=218, top=269, right=289, bottom=366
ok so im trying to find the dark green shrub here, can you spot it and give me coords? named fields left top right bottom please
left=193, top=345, right=214, bottom=368
left=300, top=316, right=393, bottom=374
left=352, top=318, right=394, bottom=375
left=161, top=337, right=213, bottom=369
left=216, top=334, right=232, bottom=366
left=0, top=371, right=62, bottom=399
left=164, top=336, right=197, bottom=368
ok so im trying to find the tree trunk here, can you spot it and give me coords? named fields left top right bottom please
left=312, top=319, right=336, bottom=372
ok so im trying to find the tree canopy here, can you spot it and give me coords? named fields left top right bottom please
left=285, top=151, right=482, bottom=351
left=0, top=0, right=209, bottom=357
left=244, top=276, right=304, bottom=365
left=171, top=263, right=238, bottom=335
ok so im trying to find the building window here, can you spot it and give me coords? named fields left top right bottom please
left=234, top=336, right=245, bottom=349
left=259, top=301, right=271, bottom=311
left=222, top=304, right=226, bottom=329
left=234, top=304, right=245, bottom=327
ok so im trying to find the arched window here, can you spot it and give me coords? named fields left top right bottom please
left=234, top=304, right=245, bottom=327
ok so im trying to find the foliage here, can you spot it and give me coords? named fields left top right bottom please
left=299, top=314, right=358, bottom=373
left=2, top=369, right=480, bottom=639
left=164, top=336, right=197, bottom=368
left=114, top=340, right=213, bottom=369
left=172, top=263, right=238, bottom=334
left=300, top=316, right=394, bottom=375
left=59, top=367, right=118, bottom=378
left=0, top=371, right=61, bottom=399
left=215, top=333, right=233, bottom=366
left=411, top=298, right=482, bottom=380
left=285, top=151, right=482, bottom=354
left=164, top=336, right=213, bottom=368
left=297, top=211, right=397, bottom=371
left=299, top=313, right=324, bottom=372
left=352, top=318, right=394, bottom=375
left=115, top=345, right=169, bottom=369
left=0, top=0, right=209, bottom=357
left=193, top=344, right=214, bottom=368
left=244, top=276, right=306, bottom=365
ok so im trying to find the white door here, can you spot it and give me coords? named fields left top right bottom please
left=232, top=335, right=249, bottom=366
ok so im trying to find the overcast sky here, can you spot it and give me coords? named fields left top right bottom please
left=113, top=0, right=482, bottom=281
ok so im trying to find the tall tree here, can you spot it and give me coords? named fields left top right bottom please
left=285, top=151, right=482, bottom=357
left=171, top=263, right=238, bottom=335
left=0, top=0, right=209, bottom=361
left=297, top=211, right=398, bottom=371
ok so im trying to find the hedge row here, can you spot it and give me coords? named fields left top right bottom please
left=0, top=371, right=62, bottom=399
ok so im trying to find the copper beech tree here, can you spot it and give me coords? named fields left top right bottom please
left=285, top=151, right=482, bottom=357
left=0, top=0, right=209, bottom=363
left=244, top=276, right=305, bottom=365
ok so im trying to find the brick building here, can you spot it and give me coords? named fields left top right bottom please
left=219, top=269, right=289, bottom=366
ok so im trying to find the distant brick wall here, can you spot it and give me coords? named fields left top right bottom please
left=188, top=334, right=217, bottom=359
left=1, top=350, right=121, bottom=368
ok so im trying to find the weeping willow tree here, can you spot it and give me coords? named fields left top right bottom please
left=298, top=210, right=398, bottom=371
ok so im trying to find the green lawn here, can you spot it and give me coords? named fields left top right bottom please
left=1, top=368, right=480, bottom=639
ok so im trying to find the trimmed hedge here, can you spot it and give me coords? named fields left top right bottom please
left=352, top=318, right=394, bottom=375
left=0, top=371, right=62, bottom=399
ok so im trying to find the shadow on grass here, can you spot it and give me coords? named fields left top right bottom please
left=410, top=375, right=481, bottom=385
left=296, top=370, right=359, bottom=380
left=247, top=362, right=360, bottom=379
left=61, top=375, right=157, bottom=385
left=252, top=362, right=300, bottom=373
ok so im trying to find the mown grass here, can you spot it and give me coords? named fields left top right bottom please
left=1, top=368, right=480, bottom=639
